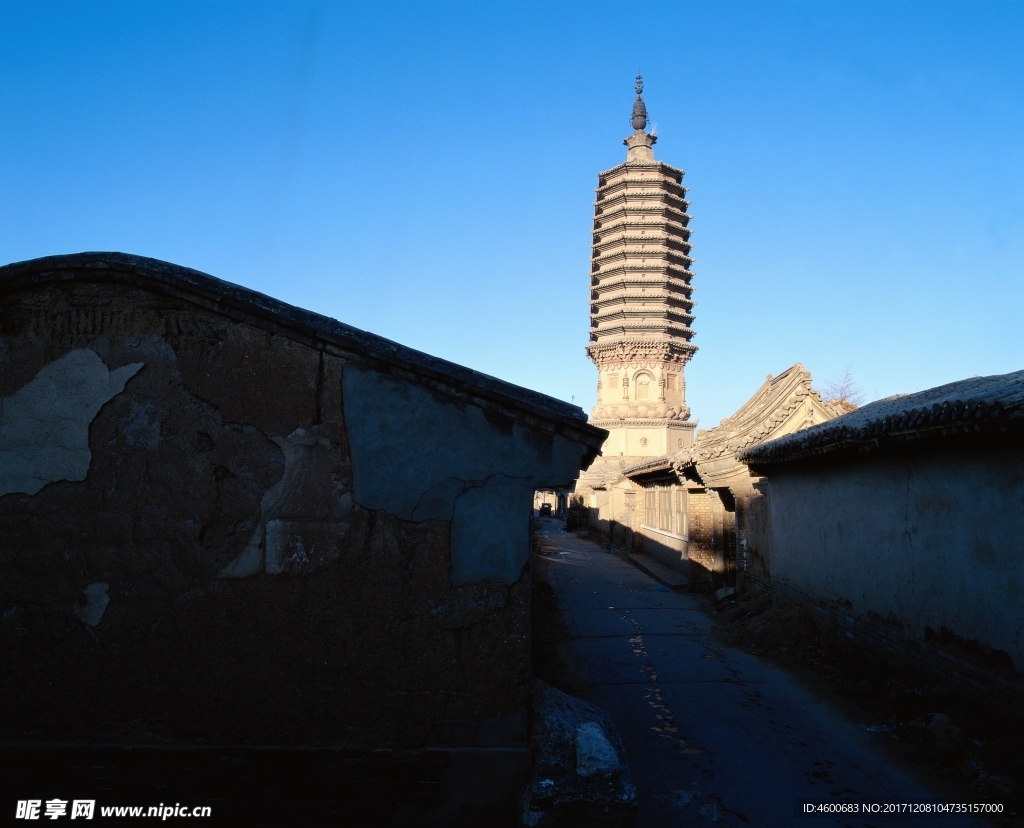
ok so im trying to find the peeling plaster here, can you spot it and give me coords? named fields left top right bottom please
left=343, top=366, right=585, bottom=584
left=220, top=425, right=352, bottom=578
left=75, top=582, right=110, bottom=627
left=450, top=478, right=533, bottom=584
left=0, top=349, right=142, bottom=497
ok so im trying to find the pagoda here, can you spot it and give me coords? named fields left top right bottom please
left=586, top=76, right=697, bottom=464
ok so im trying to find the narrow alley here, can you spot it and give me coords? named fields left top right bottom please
left=531, top=517, right=989, bottom=828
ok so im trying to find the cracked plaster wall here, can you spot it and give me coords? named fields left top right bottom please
left=0, top=280, right=587, bottom=750
left=343, top=365, right=586, bottom=584
left=764, top=445, right=1024, bottom=670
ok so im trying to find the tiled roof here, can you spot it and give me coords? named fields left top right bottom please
left=622, top=364, right=844, bottom=484
left=740, top=370, right=1024, bottom=467
left=620, top=455, right=677, bottom=478
left=577, top=463, right=629, bottom=489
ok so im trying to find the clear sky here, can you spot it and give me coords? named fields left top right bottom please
left=2, top=1, right=1022, bottom=428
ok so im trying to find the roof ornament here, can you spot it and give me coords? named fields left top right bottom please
left=623, top=72, right=656, bottom=160
left=630, top=73, right=648, bottom=132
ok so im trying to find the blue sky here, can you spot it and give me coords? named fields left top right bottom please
left=2, top=1, right=1022, bottom=427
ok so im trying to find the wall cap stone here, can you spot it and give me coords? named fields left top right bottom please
left=0, top=252, right=607, bottom=461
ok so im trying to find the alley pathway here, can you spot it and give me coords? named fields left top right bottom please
left=533, top=518, right=987, bottom=828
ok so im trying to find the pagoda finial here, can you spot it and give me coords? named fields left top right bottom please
left=624, top=74, right=656, bottom=160
left=630, top=73, right=648, bottom=132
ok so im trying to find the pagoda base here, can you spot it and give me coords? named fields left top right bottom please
left=589, top=418, right=696, bottom=460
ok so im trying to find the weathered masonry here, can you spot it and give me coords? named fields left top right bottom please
left=0, top=252, right=606, bottom=819
left=740, top=371, right=1024, bottom=715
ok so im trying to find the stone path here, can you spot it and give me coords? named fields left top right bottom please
left=533, top=518, right=986, bottom=828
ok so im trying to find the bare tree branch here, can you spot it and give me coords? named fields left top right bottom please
left=821, top=364, right=865, bottom=411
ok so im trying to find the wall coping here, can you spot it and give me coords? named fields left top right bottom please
left=740, top=370, right=1024, bottom=468
left=0, top=252, right=608, bottom=462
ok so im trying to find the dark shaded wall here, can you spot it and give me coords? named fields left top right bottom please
left=0, top=278, right=585, bottom=755
left=755, top=444, right=1024, bottom=672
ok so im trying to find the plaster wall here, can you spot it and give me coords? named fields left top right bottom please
left=0, top=280, right=592, bottom=760
left=588, top=490, right=612, bottom=536
left=744, top=490, right=771, bottom=571
left=765, top=445, right=1024, bottom=670
left=640, top=528, right=689, bottom=575
left=0, top=349, right=142, bottom=497
left=343, top=366, right=582, bottom=584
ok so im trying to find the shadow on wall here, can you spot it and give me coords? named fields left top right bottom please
left=686, top=558, right=726, bottom=594
left=0, top=252, right=610, bottom=825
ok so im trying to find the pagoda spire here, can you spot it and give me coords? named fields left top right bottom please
left=624, top=73, right=657, bottom=162
left=584, top=76, right=697, bottom=460
left=630, top=74, right=648, bottom=131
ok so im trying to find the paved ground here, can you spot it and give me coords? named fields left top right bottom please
left=532, top=518, right=988, bottom=828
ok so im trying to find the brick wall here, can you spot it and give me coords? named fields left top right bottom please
left=743, top=491, right=770, bottom=576
left=686, top=489, right=716, bottom=590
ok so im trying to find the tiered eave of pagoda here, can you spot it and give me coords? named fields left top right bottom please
left=582, top=76, right=699, bottom=440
